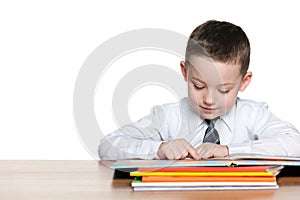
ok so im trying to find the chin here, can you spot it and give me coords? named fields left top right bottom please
left=199, top=113, right=215, bottom=120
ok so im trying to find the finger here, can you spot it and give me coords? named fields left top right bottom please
left=165, top=151, right=175, bottom=160
left=201, top=151, right=213, bottom=159
left=176, top=147, right=188, bottom=160
left=171, top=147, right=185, bottom=160
left=197, top=145, right=208, bottom=159
left=179, top=140, right=200, bottom=160
left=199, top=144, right=216, bottom=159
left=186, top=145, right=200, bottom=160
left=181, top=151, right=189, bottom=160
left=198, top=149, right=206, bottom=159
left=174, top=141, right=190, bottom=159
left=174, top=147, right=184, bottom=160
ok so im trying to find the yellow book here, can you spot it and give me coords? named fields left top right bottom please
left=130, top=171, right=276, bottom=177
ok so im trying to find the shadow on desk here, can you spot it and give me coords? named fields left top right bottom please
left=113, top=168, right=135, bottom=179
left=277, top=166, right=300, bottom=177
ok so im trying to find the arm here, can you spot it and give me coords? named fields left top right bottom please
left=98, top=105, right=168, bottom=160
left=228, top=103, right=300, bottom=157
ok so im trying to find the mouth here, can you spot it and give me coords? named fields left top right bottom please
left=200, top=106, right=217, bottom=113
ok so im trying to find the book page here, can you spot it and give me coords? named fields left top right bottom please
left=224, top=153, right=300, bottom=161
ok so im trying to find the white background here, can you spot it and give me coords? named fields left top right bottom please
left=1, top=0, right=299, bottom=159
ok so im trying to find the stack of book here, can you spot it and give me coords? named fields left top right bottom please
left=109, top=153, right=300, bottom=191
left=129, top=165, right=284, bottom=191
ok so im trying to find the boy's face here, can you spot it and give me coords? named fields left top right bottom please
left=181, top=55, right=252, bottom=120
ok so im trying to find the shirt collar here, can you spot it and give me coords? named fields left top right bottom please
left=189, top=98, right=237, bottom=133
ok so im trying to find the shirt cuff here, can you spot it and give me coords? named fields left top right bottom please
left=141, top=140, right=164, bottom=159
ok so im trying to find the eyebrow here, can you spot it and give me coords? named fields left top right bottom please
left=191, top=77, right=206, bottom=84
left=219, top=83, right=235, bottom=86
left=192, top=77, right=235, bottom=86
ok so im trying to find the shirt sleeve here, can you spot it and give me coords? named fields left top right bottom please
left=98, top=105, right=169, bottom=160
left=228, top=102, right=300, bottom=157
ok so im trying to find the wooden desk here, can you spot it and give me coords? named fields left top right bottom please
left=0, top=160, right=299, bottom=200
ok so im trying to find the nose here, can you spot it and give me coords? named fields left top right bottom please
left=203, top=89, right=215, bottom=106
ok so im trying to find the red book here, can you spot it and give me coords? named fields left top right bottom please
left=138, top=165, right=282, bottom=173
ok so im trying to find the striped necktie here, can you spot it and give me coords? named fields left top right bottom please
left=203, top=117, right=220, bottom=144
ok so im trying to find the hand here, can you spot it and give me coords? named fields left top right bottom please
left=195, top=143, right=229, bottom=159
left=157, top=139, right=200, bottom=160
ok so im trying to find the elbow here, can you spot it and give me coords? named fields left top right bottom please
left=98, top=137, right=112, bottom=160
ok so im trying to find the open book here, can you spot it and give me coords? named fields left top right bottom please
left=222, top=153, right=300, bottom=161
left=109, top=153, right=300, bottom=169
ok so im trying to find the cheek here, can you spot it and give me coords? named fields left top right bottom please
left=188, top=86, right=197, bottom=102
left=223, top=92, right=238, bottom=111
left=187, top=85, right=203, bottom=106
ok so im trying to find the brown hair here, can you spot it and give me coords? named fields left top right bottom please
left=185, top=20, right=250, bottom=76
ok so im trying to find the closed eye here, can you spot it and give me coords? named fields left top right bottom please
left=219, top=89, right=230, bottom=94
left=193, top=84, right=205, bottom=90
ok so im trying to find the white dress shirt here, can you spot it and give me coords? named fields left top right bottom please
left=99, top=97, right=300, bottom=160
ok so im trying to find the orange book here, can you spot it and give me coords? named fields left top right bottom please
left=142, top=176, right=276, bottom=182
left=138, top=165, right=281, bottom=172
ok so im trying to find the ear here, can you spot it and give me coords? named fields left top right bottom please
left=180, top=61, right=187, bottom=81
left=239, top=72, right=252, bottom=92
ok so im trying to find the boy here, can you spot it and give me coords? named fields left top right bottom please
left=99, top=20, right=300, bottom=160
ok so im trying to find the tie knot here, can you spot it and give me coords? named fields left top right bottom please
left=205, top=117, right=219, bottom=128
